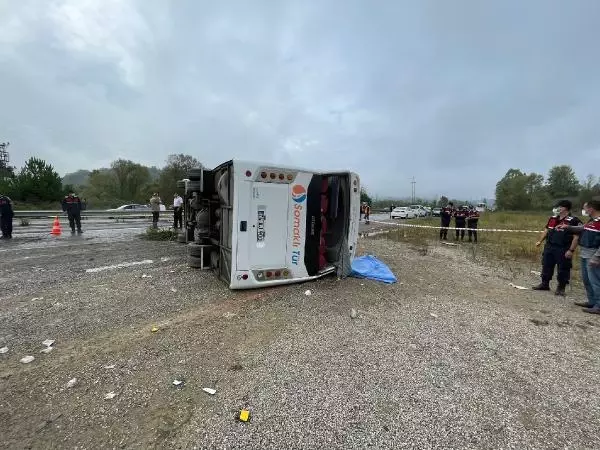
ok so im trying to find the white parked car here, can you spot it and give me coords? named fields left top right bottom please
left=409, top=205, right=427, bottom=217
left=391, top=207, right=416, bottom=219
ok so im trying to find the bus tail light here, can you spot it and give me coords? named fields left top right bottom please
left=251, top=268, right=290, bottom=281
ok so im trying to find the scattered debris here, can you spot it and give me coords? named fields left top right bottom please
left=0, top=346, right=8, bottom=354
left=170, top=288, right=178, bottom=293
left=66, top=378, right=78, bottom=388
left=442, top=242, right=458, bottom=246
left=40, top=347, right=54, bottom=354
left=42, top=339, right=55, bottom=347
left=239, top=409, right=250, bottom=422
left=103, top=364, right=116, bottom=370
left=202, top=387, right=216, bottom=395
left=151, top=326, right=159, bottom=333
left=304, top=290, right=312, bottom=296
left=141, top=274, right=152, bottom=278
left=172, top=379, right=184, bottom=387
left=350, top=308, right=358, bottom=319
left=531, top=270, right=541, bottom=276
left=229, top=364, right=243, bottom=371
left=509, top=283, right=528, bottom=290
left=430, top=313, right=439, bottom=318
left=529, top=318, right=550, bottom=326
left=223, top=312, right=237, bottom=319
left=161, top=257, right=170, bottom=262
left=104, top=392, right=117, bottom=400
left=20, top=356, right=35, bottom=364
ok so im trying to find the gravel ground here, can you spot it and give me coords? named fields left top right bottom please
left=1, top=227, right=600, bottom=449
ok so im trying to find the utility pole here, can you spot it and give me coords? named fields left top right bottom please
left=0, top=142, right=10, bottom=180
left=411, top=177, right=416, bottom=203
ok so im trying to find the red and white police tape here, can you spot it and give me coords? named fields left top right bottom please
left=368, top=219, right=542, bottom=234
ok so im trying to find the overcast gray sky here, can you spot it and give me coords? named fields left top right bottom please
left=1, top=0, right=599, bottom=201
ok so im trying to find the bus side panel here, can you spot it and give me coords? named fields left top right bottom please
left=232, top=170, right=249, bottom=276
left=348, top=173, right=361, bottom=260
left=287, top=171, right=312, bottom=278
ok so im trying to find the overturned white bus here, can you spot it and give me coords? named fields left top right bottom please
left=178, top=160, right=361, bottom=289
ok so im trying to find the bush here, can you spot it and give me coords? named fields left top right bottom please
left=141, top=227, right=178, bottom=241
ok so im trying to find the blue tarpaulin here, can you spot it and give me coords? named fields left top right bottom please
left=350, top=255, right=397, bottom=284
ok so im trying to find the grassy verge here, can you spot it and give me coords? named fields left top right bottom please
left=380, top=211, right=585, bottom=281
left=141, top=227, right=178, bottom=241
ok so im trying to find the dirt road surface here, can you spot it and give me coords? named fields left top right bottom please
left=1, top=224, right=599, bottom=449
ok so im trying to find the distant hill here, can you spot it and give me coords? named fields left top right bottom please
left=62, top=169, right=92, bottom=187
left=63, top=166, right=162, bottom=187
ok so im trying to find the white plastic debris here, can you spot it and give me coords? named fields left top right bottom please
left=509, top=283, right=528, bottom=290
left=42, top=339, right=55, bottom=347
left=40, top=347, right=54, bottom=354
left=104, top=392, right=117, bottom=400
left=223, top=312, right=237, bottom=318
left=171, top=288, right=178, bottom=293
left=141, top=274, right=152, bottom=278
left=172, top=380, right=183, bottom=386
left=0, top=346, right=8, bottom=354
left=531, top=270, right=541, bottom=276
left=66, top=378, right=77, bottom=388
left=103, top=364, right=116, bottom=370
left=31, top=297, right=44, bottom=301
left=304, top=290, right=312, bottom=296
left=161, top=257, right=170, bottom=262
left=20, top=355, right=35, bottom=364
left=350, top=308, right=358, bottom=319
left=430, top=313, right=439, bottom=318
left=202, top=387, right=216, bottom=395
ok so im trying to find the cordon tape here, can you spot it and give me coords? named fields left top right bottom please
left=368, top=219, right=543, bottom=234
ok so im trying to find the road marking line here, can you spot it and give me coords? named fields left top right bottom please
left=85, top=259, right=154, bottom=273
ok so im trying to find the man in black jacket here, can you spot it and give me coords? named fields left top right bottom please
left=533, top=200, right=582, bottom=296
left=0, top=194, right=13, bottom=239
left=62, top=192, right=86, bottom=234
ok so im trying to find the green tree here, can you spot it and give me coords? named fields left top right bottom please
left=11, top=157, right=63, bottom=203
left=495, top=169, right=547, bottom=210
left=157, top=154, right=202, bottom=202
left=360, top=187, right=372, bottom=204
left=82, top=160, right=152, bottom=208
left=546, top=165, right=580, bottom=199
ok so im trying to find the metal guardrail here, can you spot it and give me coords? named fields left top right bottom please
left=14, top=209, right=175, bottom=218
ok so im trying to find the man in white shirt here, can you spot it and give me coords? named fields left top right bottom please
left=173, top=193, right=184, bottom=229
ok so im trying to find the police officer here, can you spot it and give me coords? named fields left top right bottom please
left=454, top=206, right=468, bottom=241
left=467, top=206, right=480, bottom=243
left=61, top=192, right=86, bottom=234
left=533, top=200, right=582, bottom=296
left=0, top=194, right=14, bottom=239
left=439, top=202, right=454, bottom=240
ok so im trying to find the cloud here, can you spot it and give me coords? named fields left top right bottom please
left=1, top=0, right=599, bottom=200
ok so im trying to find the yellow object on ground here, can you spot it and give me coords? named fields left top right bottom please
left=151, top=326, right=159, bottom=332
left=239, top=409, right=250, bottom=422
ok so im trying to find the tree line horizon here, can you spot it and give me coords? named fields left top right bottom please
left=1, top=157, right=598, bottom=212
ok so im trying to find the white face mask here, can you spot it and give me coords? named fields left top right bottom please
left=582, top=209, right=589, bottom=216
